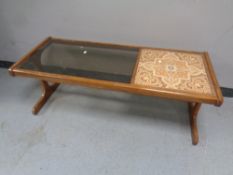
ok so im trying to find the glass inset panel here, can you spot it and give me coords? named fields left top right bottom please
left=19, top=41, right=139, bottom=83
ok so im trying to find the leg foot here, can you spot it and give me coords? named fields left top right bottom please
left=33, top=80, right=59, bottom=115
left=188, top=102, right=201, bottom=145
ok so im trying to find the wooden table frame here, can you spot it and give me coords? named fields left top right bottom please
left=9, top=37, right=223, bottom=145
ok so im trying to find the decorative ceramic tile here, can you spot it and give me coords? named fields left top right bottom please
left=133, top=49, right=214, bottom=95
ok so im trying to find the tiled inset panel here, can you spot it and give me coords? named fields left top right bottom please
left=133, top=49, right=215, bottom=95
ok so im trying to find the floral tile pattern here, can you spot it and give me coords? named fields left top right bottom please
left=133, top=49, right=215, bottom=95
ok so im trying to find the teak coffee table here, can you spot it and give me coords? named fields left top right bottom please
left=9, top=37, right=223, bottom=145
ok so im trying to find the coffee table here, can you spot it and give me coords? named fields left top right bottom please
left=9, top=37, right=223, bottom=145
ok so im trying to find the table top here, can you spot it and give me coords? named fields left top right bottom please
left=9, top=37, right=223, bottom=106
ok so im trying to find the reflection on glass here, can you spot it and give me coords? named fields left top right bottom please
left=20, top=41, right=139, bottom=83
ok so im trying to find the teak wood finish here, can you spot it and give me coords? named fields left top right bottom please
left=33, top=81, right=60, bottom=115
left=188, top=102, right=202, bottom=145
left=9, top=37, right=224, bottom=145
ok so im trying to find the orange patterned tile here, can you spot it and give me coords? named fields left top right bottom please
left=133, top=49, right=215, bottom=95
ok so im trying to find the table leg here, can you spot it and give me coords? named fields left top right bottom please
left=32, top=80, right=60, bottom=115
left=188, top=102, right=202, bottom=145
